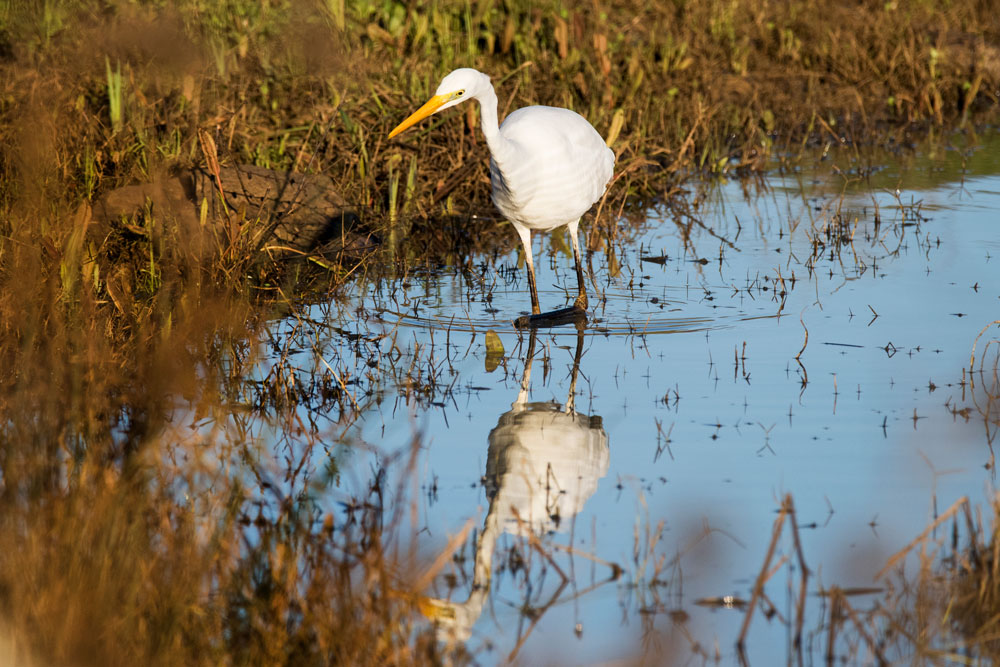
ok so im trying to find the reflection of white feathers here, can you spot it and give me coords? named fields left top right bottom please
left=487, top=402, right=609, bottom=535
left=424, top=399, right=608, bottom=643
left=424, top=331, right=609, bottom=644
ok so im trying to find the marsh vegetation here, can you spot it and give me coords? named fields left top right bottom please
left=1, top=1, right=999, bottom=664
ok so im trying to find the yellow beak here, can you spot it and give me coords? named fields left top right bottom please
left=388, top=93, right=452, bottom=138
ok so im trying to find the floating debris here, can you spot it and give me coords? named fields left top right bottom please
left=484, top=329, right=505, bottom=372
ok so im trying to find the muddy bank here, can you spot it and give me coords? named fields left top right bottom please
left=90, top=163, right=368, bottom=261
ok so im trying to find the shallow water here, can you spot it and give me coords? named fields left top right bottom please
left=273, top=133, right=1000, bottom=663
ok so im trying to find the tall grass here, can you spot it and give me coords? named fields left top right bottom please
left=2, top=0, right=996, bottom=249
left=105, top=56, right=124, bottom=133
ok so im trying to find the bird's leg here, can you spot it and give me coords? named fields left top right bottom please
left=512, top=223, right=587, bottom=329
left=515, top=225, right=541, bottom=315
left=568, top=219, right=588, bottom=311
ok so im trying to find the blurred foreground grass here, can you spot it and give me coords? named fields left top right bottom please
left=0, top=0, right=998, bottom=664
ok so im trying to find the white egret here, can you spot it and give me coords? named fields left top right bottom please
left=388, top=68, right=614, bottom=326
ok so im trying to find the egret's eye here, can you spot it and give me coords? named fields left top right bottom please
left=456, top=90, right=465, bottom=97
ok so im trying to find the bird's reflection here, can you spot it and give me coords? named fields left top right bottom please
left=422, top=328, right=609, bottom=642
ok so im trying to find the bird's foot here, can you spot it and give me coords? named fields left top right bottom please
left=513, top=306, right=587, bottom=329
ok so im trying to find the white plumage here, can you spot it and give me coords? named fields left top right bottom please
left=489, top=105, right=614, bottom=230
left=390, top=68, right=614, bottom=324
left=486, top=403, right=609, bottom=535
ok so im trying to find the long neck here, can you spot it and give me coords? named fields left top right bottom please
left=471, top=508, right=501, bottom=595
left=421, top=503, right=501, bottom=639
left=475, top=84, right=511, bottom=164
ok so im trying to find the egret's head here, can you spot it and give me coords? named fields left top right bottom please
left=388, top=68, right=490, bottom=138
left=433, top=68, right=490, bottom=110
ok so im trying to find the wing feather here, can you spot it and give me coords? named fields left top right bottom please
left=490, top=106, right=614, bottom=230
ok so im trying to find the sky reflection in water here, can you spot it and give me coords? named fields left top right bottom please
left=296, top=137, right=999, bottom=663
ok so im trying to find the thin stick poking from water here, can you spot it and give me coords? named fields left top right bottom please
left=969, top=320, right=1000, bottom=374
left=795, top=309, right=809, bottom=361
left=875, top=496, right=968, bottom=580
left=787, top=496, right=810, bottom=654
left=411, top=518, right=475, bottom=592
left=833, top=587, right=886, bottom=663
left=737, top=494, right=791, bottom=650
